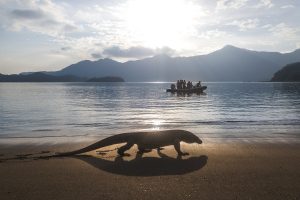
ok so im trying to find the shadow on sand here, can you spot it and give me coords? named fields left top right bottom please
left=0, top=150, right=208, bottom=176
left=74, top=151, right=208, bottom=176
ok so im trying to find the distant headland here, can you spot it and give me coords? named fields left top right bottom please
left=271, top=62, right=300, bottom=82
left=0, top=72, right=125, bottom=82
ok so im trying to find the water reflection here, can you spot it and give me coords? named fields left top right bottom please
left=0, top=82, right=300, bottom=142
left=150, top=119, right=165, bottom=130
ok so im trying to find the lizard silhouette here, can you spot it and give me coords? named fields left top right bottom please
left=54, top=130, right=202, bottom=157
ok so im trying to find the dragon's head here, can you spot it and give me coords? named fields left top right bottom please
left=177, top=130, right=202, bottom=144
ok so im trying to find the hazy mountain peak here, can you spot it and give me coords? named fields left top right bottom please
left=222, top=44, right=239, bottom=49
left=220, top=45, right=248, bottom=52
left=95, top=58, right=120, bottom=63
left=207, top=45, right=249, bottom=58
left=99, top=58, right=114, bottom=61
left=76, top=60, right=92, bottom=65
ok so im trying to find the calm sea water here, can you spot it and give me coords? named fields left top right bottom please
left=0, top=82, right=299, bottom=143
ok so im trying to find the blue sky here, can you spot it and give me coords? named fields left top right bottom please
left=0, top=0, right=300, bottom=74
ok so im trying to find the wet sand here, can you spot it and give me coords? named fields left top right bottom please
left=0, top=141, right=299, bottom=200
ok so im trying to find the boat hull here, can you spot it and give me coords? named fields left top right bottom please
left=166, top=86, right=207, bottom=93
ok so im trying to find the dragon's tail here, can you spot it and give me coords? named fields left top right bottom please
left=53, top=134, right=127, bottom=157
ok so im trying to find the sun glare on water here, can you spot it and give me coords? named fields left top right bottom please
left=124, top=0, right=198, bottom=48
left=150, top=119, right=165, bottom=130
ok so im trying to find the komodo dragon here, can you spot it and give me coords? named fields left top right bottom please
left=54, top=130, right=202, bottom=157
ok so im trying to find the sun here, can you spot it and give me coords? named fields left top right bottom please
left=124, top=0, right=197, bottom=48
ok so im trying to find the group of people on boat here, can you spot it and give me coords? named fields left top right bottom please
left=171, top=80, right=202, bottom=90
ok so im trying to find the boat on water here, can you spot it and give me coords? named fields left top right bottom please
left=166, top=86, right=207, bottom=93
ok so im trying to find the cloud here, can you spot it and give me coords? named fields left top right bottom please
left=10, top=9, right=44, bottom=19
left=103, top=46, right=154, bottom=58
left=91, top=53, right=102, bottom=59
left=227, top=19, right=259, bottom=31
left=102, top=46, right=176, bottom=58
left=63, top=24, right=77, bottom=32
left=281, top=5, right=294, bottom=9
left=254, top=0, right=274, bottom=8
left=257, top=22, right=300, bottom=51
left=216, top=0, right=249, bottom=10
left=198, top=29, right=231, bottom=39
left=268, top=23, right=300, bottom=39
left=216, top=0, right=274, bottom=10
left=2, top=0, right=78, bottom=37
left=61, top=46, right=71, bottom=51
left=155, top=47, right=176, bottom=56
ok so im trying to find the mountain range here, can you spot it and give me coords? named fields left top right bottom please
left=9, top=45, right=300, bottom=82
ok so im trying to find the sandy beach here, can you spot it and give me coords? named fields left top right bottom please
left=0, top=140, right=299, bottom=200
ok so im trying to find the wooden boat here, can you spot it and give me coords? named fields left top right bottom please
left=166, top=86, right=207, bottom=93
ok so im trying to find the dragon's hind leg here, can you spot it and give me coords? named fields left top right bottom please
left=117, top=142, right=134, bottom=156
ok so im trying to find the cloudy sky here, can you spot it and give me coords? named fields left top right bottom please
left=0, top=0, right=300, bottom=74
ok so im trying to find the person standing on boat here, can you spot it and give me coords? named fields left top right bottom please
left=177, top=80, right=180, bottom=89
left=196, top=81, right=201, bottom=88
left=190, top=81, right=193, bottom=89
left=171, top=83, right=176, bottom=90
left=187, top=81, right=191, bottom=89
left=179, top=80, right=183, bottom=89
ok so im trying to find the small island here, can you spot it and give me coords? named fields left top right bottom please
left=271, top=62, right=300, bottom=82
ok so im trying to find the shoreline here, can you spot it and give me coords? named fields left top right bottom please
left=1, top=129, right=299, bottom=145
left=1, top=136, right=299, bottom=146
left=0, top=142, right=299, bottom=200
